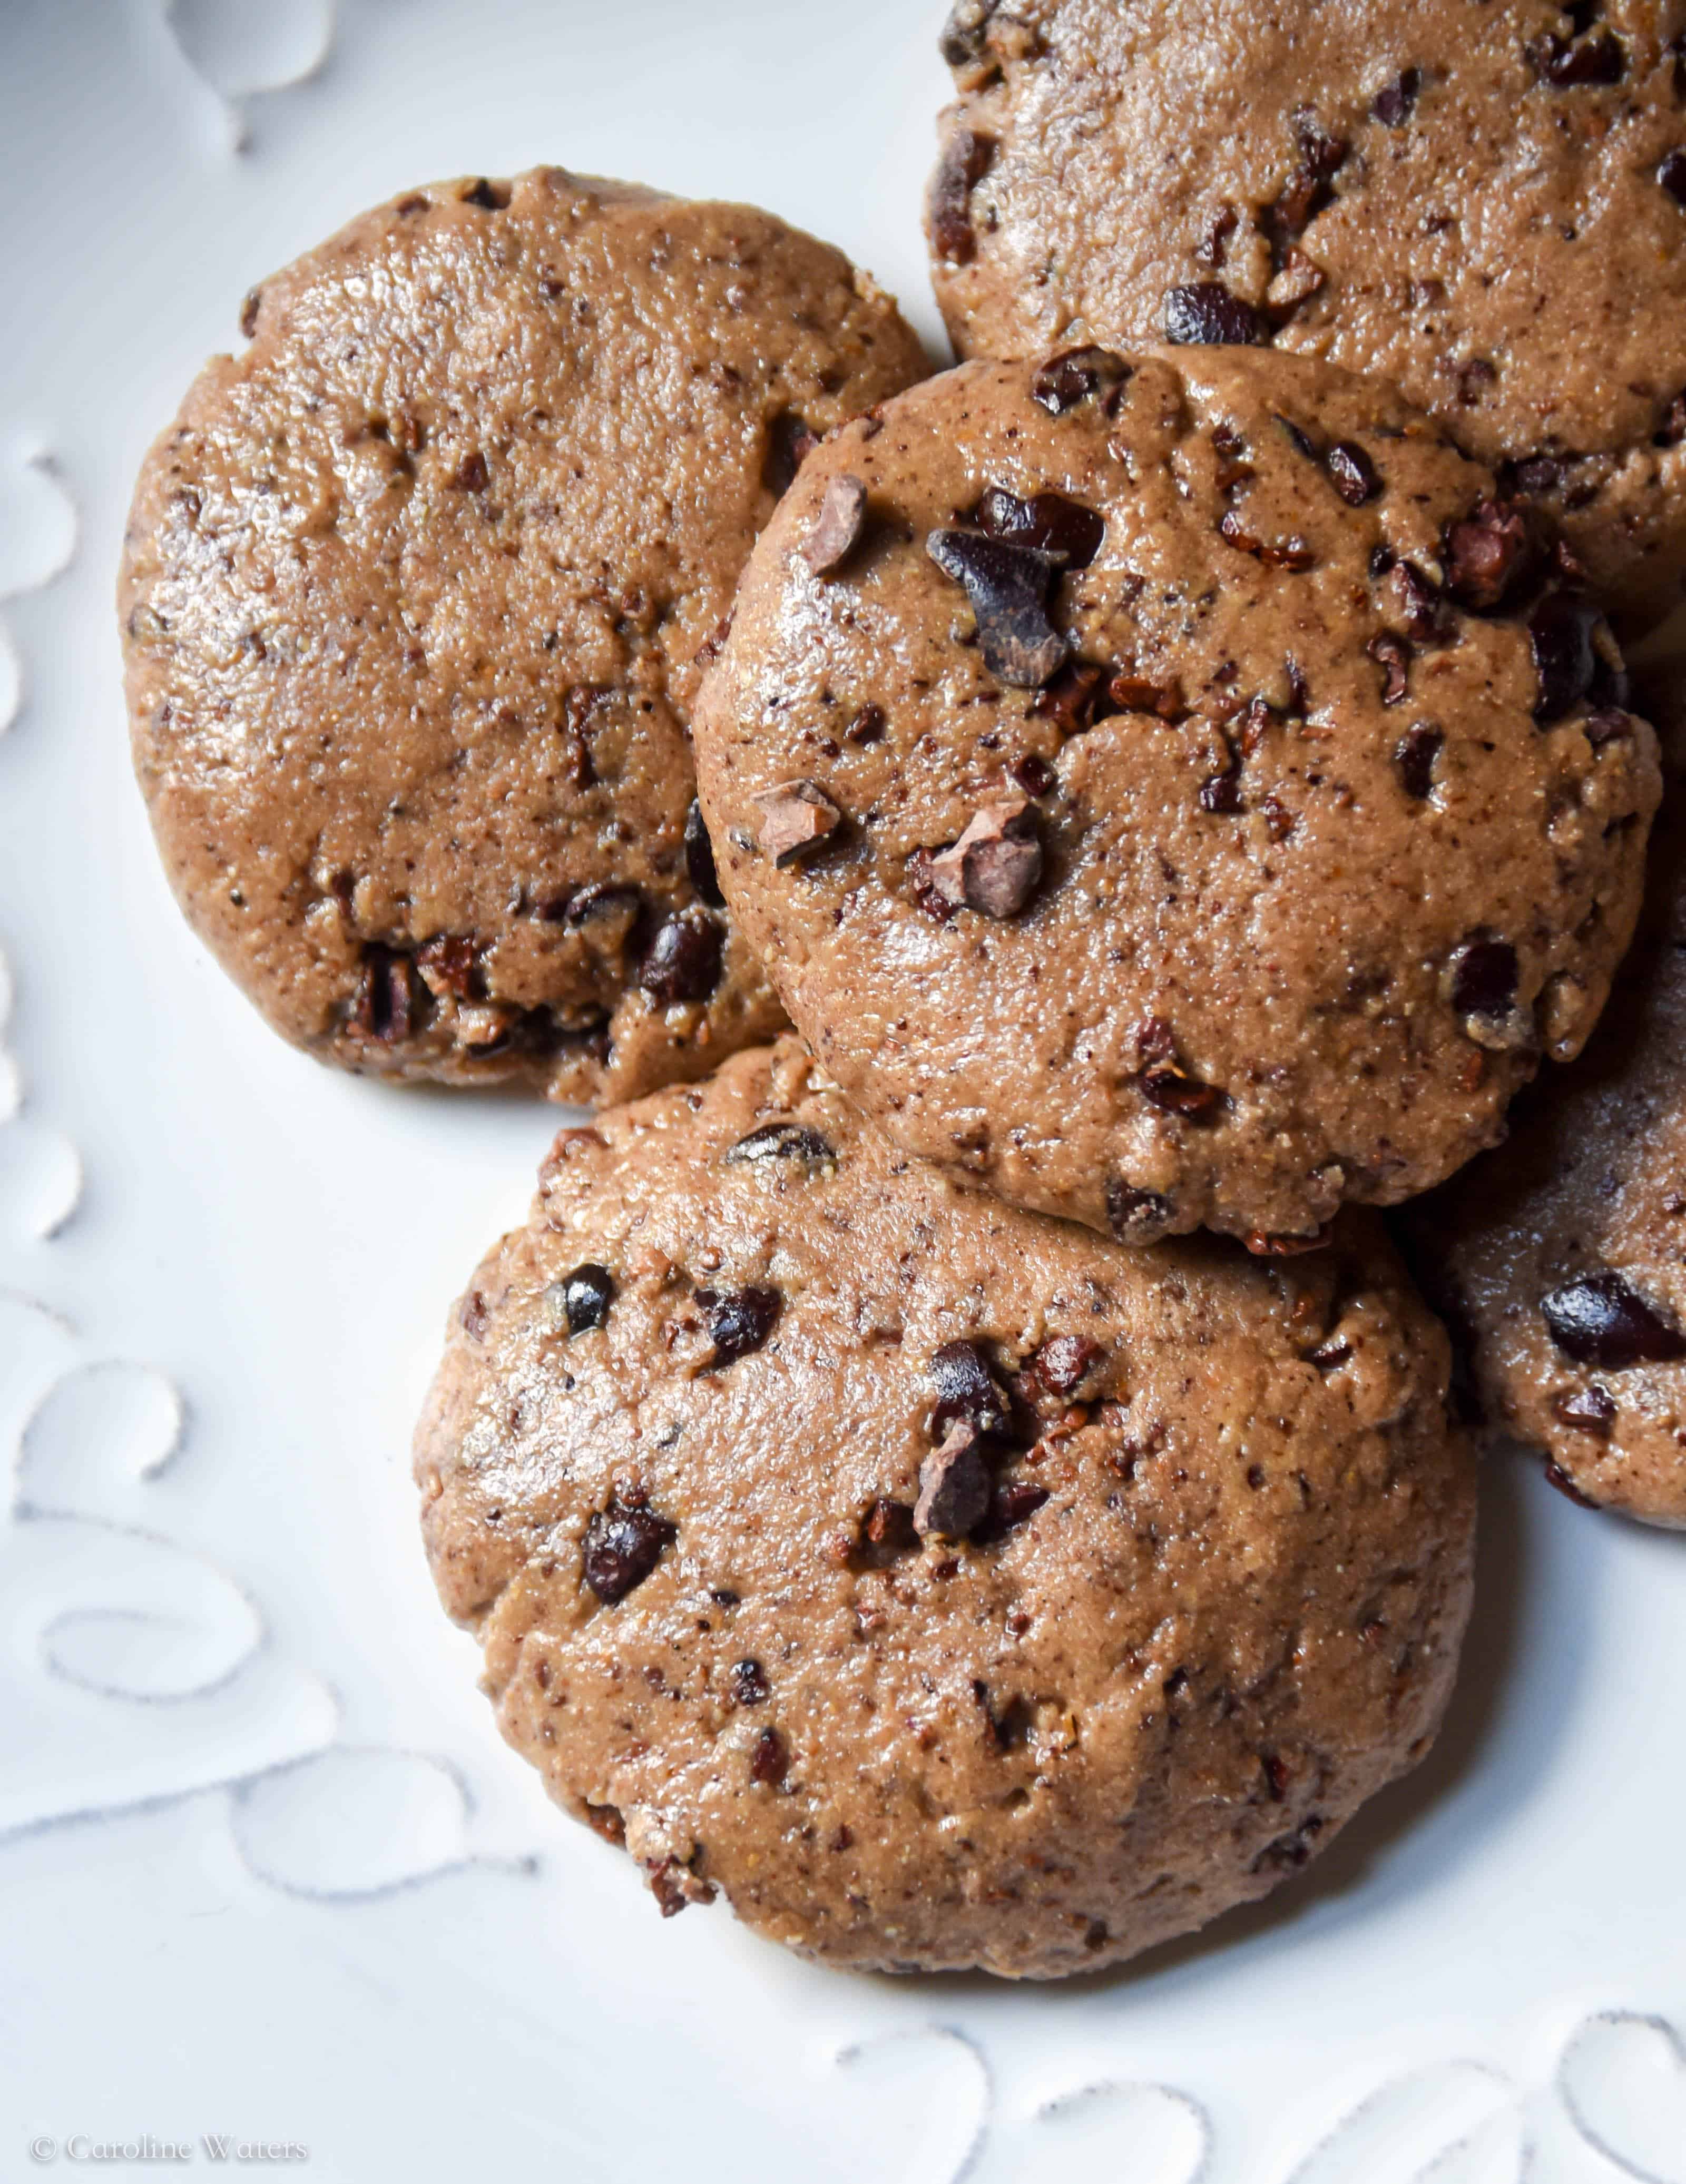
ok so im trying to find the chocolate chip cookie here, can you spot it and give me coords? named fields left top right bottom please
left=415, top=1038, right=1476, bottom=1978
left=1405, top=794, right=1686, bottom=1526
left=121, top=169, right=927, bottom=1101
left=691, top=348, right=1660, bottom=1248
left=929, top=0, right=1686, bottom=635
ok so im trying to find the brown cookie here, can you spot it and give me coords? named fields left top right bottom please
left=1405, top=791, right=1686, bottom=1526
left=415, top=1038, right=1476, bottom=1978
left=691, top=349, right=1659, bottom=1248
left=929, top=0, right=1686, bottom=636
left=121, top=169, right=927, bottom=1101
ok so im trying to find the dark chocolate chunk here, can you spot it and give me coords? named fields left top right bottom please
left=703, top=1286, right=782, bottom=1368
left=1528, top=590, right=1603, bottom=723
left=459, top=177, right=507, bottom=210
left=929, top=796, right=1043, bottom=918
left=763, top=412, right=820, bottom=497
left=1396, top=723, right=1444, bottom=800
left=683, top=799, right=724, bottom=908
left=1031, top=347, right=1132, bottom=415
left=801, top=474, right=869, bottom=575
left=1325, top=441, right=1380, bottom=505
left=1656, top=392, right=1686, bottom=449
left=1584, top=707, right=1633, bottom=747
left=416, top=934, right=482, bottom=999
left=1660, top=151, right=1686, bottom=209
left=639, top=909, right=724, bottom=1005
left=846, top=703, right=887, bottom=745
left=914, top=1421, right=994, bottom=1539
left=583, top=1493, right=676, bottom=1603
left=1541, top=1270, right=1686, bottom=1368
left=926, top=528, right=1070, bottom=687
left=974, top=1478, right=1051, bottom=1541
left=1106, top=1182, right=1174, bottom=1244
left=1369, top=631, right=1413, bottom=705
left=976, top=486, right=1105, bottom=568
left=1551, top=1383, right=1616, bottom=1439
left=726, top=1121, right=837, bottom=1169
left=1163, top=282, right=1270, bottom=346
left=1450, top=938, right=1520, bottom=1020
left=929, top=1339, right=1012, bottom=1440
left=1276, top=414, right=1319, bottom=462
left=1371, top=66, right=1423, bottom=125
left=557, top=1263, right=616, bottom=1335
left=752, top=779, right=842, bottom=867
left=931, top=127, right=996, bottom=263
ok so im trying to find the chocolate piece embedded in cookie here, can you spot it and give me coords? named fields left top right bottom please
left=928, top=1, right=1686, bottom=637
left=121, top=168, right=927, bottom=1102
left=692, top=348, right=1659, bottom=1247
left=415, top=1037, right=1476, bottom=1977
left=1405, top=791, right=1686, bottom=1527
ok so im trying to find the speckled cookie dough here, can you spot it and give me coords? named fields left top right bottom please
left=690, top=348, right=1660, bottom=1248
left=928, top=0, right=1686, bottom=635
left=415, top=1038, right=1476, bottom=1979
left=1405, top=793, right=1686, bottom=1526
left=121, top=168, right=928, bottom=1101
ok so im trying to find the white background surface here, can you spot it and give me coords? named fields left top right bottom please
left=0, top=2, right=1683, bottom=2177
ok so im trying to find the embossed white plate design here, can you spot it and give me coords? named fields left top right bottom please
left=1, top=3, right=1682, bottom=2178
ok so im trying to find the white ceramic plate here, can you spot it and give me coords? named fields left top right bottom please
left=2, top=3, right=1683, bottom=2177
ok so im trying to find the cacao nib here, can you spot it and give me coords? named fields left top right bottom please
left=1106, top=1183, right=1174, bottom=1243
left=1445, top=498, right=1534, bottom=611
left=931, top=127, right=995, bottom=263
left=750, top=1727, right=788, bottom=1785
left=1372, top=66, right=1423, bottom=125
left=730, top=1658, right=770, bottom=1706
left=1369, top=631, right=1413, bottom=705
left=354, top=945, right=422, bottom=1042
left=928, top=796, right=1043, bottom=918
left=1032, top=1333, right=1102, bottom=1396
left=725, top=1121, right=837, bottom=1169
left=1031, top=346, right=1132, bottom=415
left=1551, top=1383, right=1616, bottom=1439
